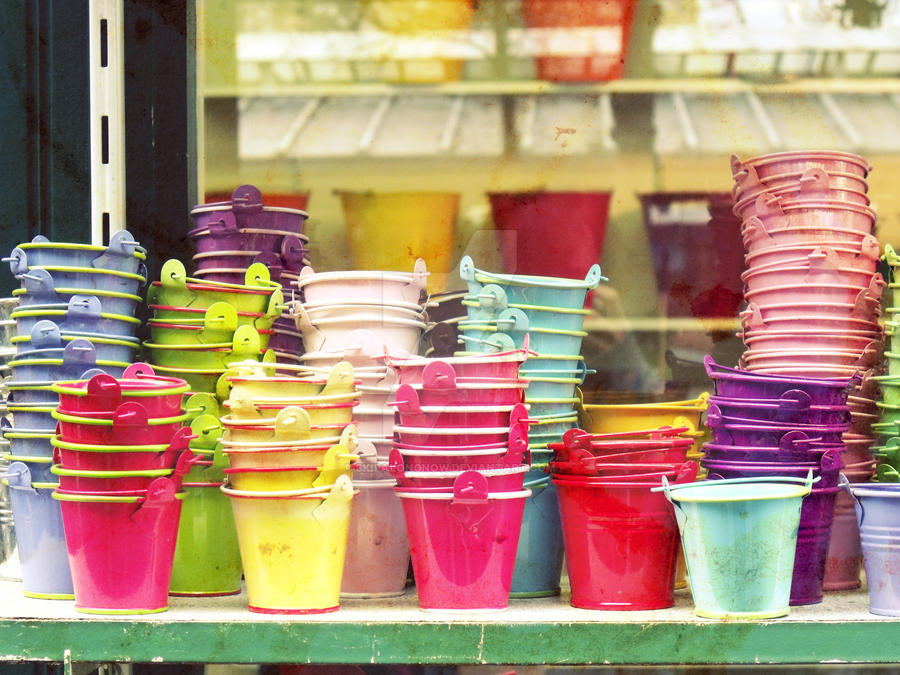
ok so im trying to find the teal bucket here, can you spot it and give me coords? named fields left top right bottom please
left=509, top=477, right=564, bottom=598
left=658, top=472, right=813, bottom=620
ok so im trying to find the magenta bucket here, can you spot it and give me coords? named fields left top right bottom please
left=3, top=463, right=73, bottom=599
left=52, top=402, right=189, bottom=446
left=50, top=427, right=194, bottom=473
left=54, top=477, right=183, bottom=614
left=52, top=365, right=190, bottom=417
left=709, top=392, right=850, bottom=426
left=704, top=449, right=842, bottom=489
left=340, top=479, right=410, bottom=598
left=388, top=449, right=528, bottom=491
left=386, top=351, right=528, bottom=388
left=396, top=471, right=528, bottom=611
left=189, top=184, right=307, bottom=235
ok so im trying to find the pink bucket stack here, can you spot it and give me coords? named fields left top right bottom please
left=188, top=185, right=309, bottom=365
left=288, top=261, right=430, bottom=598
left=48, top=364, right=194, bottom=614
left=385, top=348, right=533, bottom=611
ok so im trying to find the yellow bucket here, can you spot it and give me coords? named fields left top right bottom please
left=338, top=191, right=459, bottom=293
left=224, top=475, right=356, bottom=614
left=364, top=0, right=476, bottom=83
left=578, top=392, right=710, bottom=455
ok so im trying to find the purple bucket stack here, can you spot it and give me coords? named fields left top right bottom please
left=703, top=356, right=853, bottom=606
left=187, top=185, right=310, bottom=365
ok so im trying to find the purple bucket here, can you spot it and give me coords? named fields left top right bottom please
left=791, top=483, right=839, bottom=605
left=704, top=355, right=855, bottom=406
left=3, top=463, right=74, bottom=599
left=703, top=448, right=843, bottom=489
left=708, top=391, right=850, bottom=426
left=703, top=430, right=820, bottom=463
left=189, top=184, right=307, bottom=234
left=266, top=329, right=304, bottom=356
left=707, top=407, right=848, bottom=448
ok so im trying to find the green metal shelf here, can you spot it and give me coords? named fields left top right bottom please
left=1, top=580, right=899, bottom=665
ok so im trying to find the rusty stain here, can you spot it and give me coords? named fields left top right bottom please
left=554, top=126, right=577, bottom=141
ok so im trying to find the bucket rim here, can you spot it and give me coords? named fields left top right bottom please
left=17, top=241, right=147, bottom=260
left=52, top=409, right=190, bottom=427
left=394, top=487, right=531, bottom=500
left=653, top=473, right=816, bottom=502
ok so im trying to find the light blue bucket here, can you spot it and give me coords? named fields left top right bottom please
left=7, top=231, right=146, bottom=274
left=510, top=477, right=564, bottom=598
left=12, top=264, right=147, bottom=297
left=657, top=472, right=814, bottom=620
left=459, top=256, right=605, bottom=310
left=11, top=295, right=141, bottom=338
left=6, top=383, right=58, bottom=406
left=463, top=285, right=592, bottom=331
left=459, top=324, right=587, bottom=357
left=14, top=268, right=142, bottom=316
left=845, top=478, right=900, bottom=616
left=2, top=463, right=73, bottom=599
left=521, top=354, right=586, bottom=372
left=525, top=397, right=580, bottom=418
left=12, top=319, right=139, bottom=363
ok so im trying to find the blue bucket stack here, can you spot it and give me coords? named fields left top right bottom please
left=1, top=231, right=147, bottom=599
left=456, top=255, right=605, bottom=597
left=0, top=297, right=18, bottom=581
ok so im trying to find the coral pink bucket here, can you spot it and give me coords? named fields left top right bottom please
left=396, top=471, right=529, bottom=611
left=53, top=477, right=184, bottom=614
left=341, top=479, right=410, bottom=598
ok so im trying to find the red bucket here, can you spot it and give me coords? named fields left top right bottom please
left=396, top=471, right=528, bottom=611
left=552, top=467, right=693, bottom=610
left=54, top=477, right=184, bottom=613
left=488, top=192, right=611, bottom=279
left=520, top=0, right=637, bottom=82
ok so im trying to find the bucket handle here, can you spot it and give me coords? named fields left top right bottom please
left=839, top=473, right=865, bottom=528
left=0, top=462, right=34, bottom=493
left=310, top=474, right=355, bottom=529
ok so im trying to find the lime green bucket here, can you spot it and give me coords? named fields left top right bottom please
left=169, top=484, right=242, bottom=597
left=657, top=472, right=813, bottom=620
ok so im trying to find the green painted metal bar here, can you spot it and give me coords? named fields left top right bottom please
left=2, top=617, right=900, bottom=665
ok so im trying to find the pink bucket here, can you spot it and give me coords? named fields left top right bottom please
left=396, top=471, right=528, bottom=611
left=53, top=365, right=189, bottom=417
left=733, top=165, right=869, bottom=202
left=742, top=330, right=882, bottom=355
left=741, top=197, right=876, bottom=235
left=51, top=428, right=194, bottom=473
left=742, top=219, right=874, bottom=254
left=733, top=181, right=870, bottom=220
left=743, top=239, right=880, bottom=275
left=53, top=402, right=189, bottom=446
left=386, top=352, right=528, bottom=388
left=744, top=277, right=884, bottom=307
left=54, top=477, right=183, bottom=613
left=732, top=151, right=871, bottom=180
left=391, top=384, right=520, bottom=428
left=742, top=266, right=878, bottom=295
left=340, top=479, right=410, bottom=598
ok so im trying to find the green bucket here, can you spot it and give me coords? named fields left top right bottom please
left=169, top=484, right=242, bottom=597
left=657, top=472, right=813, bottom=620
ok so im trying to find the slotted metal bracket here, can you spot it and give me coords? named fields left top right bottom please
left=89, top=0, right=126, bottom=244
left=439, top=96, right=465, bottom=153
left=597, top=93, right=617, bottom=152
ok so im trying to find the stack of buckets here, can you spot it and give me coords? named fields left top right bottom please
left=874, top=244, right=900, bottom=479
left=218, top=361, right=359, bottom=613
left=732, top=150, right=884, bottom=596
left=143, top=258, right=283, bottom=597
left=702, top=356, right=852, bottom=607
left=547, top=427, right=698, bottom=609
left=384, top=346, right=532, bottom=611
left=289, top=261, right=430, bottom=597
left=576, top=393, right=710, bottom=587
left=41, top=365, right=194, bottom=613
left=456, top=255, right=604, bottom=596
left=188, top=185, right=309, bottom=366
left=0, top=297, right=18, bottom=581
left=1, top=232, right=147, bottom=600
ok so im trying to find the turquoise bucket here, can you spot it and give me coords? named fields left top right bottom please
left=509, top=477, right=565, bottom=598
left=658, top=472, right=813, bottom=620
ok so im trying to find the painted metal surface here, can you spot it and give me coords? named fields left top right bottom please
left=0, top=582, right=898, bottom=665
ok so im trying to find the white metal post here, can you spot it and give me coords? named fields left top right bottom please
left=89, top=0, right=126, bottom=245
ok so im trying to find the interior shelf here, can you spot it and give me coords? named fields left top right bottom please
left=2, top=580, right=899, bottom=665
left=205, top=77, right=900, bottom=99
